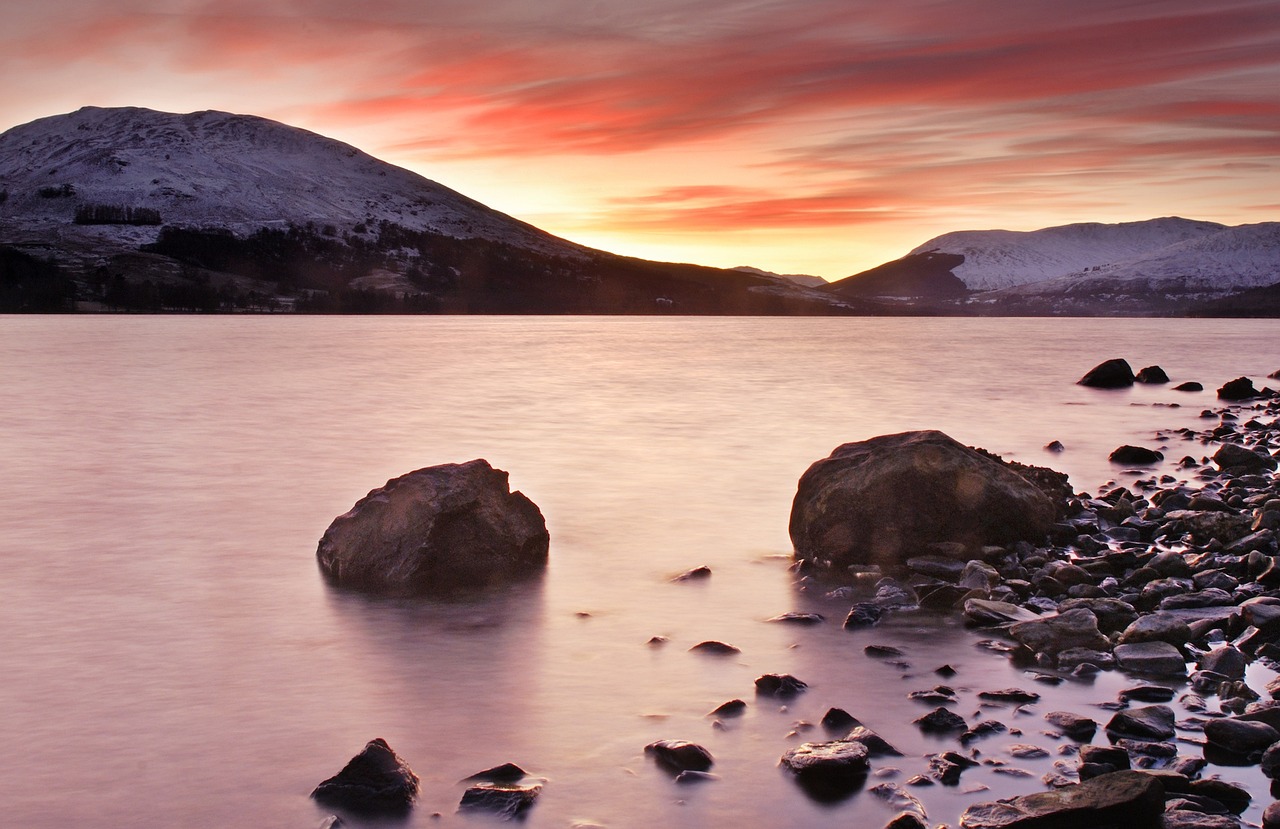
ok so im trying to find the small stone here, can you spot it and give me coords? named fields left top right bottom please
left=710, top=699, right=747, bottom=718
left=755, top=673, right=808, bottom=697
left=671, top=565, right=712, bottom=582
left=459, top=784, right=541, bottom=819
left=915, top=707, right=967, bottom=733
left=689, top=640, right=741, bottom=655
left=644, top=740, right=714, bottom=773
left=1105, top=705, right=1176, bottom=741
left=311, top=738, right=420, bottom=815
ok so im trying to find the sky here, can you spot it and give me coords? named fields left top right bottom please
left=2, top=0, right=1279, bottom=278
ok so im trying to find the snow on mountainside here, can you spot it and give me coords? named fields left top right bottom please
left=0, top=106, right=579, bottom=257
left=910, top=217, right=1227, bottom=291
left=995, top=221, right=1280, bottom=297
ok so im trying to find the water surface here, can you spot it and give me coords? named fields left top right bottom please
left=1, top=316, right=1277, bottom=827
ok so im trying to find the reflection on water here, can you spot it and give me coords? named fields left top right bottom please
left=0, top=315, right=1276, bottom=827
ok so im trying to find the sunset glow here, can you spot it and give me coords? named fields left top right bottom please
left=3, top=0, right=1278, bottom=277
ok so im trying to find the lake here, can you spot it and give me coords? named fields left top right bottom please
left=1, top=315, right=1277, bottom=827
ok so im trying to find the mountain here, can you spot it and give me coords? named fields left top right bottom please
left=827, top=217, right=1280, bottom=315
left=0, top=107, right=861, bottom=314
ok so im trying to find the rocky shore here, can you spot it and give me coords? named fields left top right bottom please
left=311, top=364, right=1280, bottom=828
left=780, top=368, right=1280, bottom=828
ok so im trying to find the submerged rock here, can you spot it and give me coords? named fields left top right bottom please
left=311, top=738, right=420, bottom=815
left=316, top=460, right=549, bottom=594
left=779, top=739, right=870, bottom=796
left=790, top=431, right=1059, bottom=570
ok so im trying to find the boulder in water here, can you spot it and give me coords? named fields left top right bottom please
left=311, top=738, right=420, bottom=815
left=789, top=431, right=1059, bottom=570
left=1135, top=365, right=1170, bottom=384
left=1218, top=377, right=1259, bottom=400
left=316, top=460, right=549, bottom=595
left=1078, top=358, right=1135, bottom=388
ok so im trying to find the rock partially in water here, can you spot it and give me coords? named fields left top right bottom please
left=1135, top=365, right=1170, bottom=384
left=644, top=739, right=714, bottom=773
left=1109, top=445, right=1163, bottom=465
left=1203, top=717, right=1280, bottom=759
left=790, top=431, right=1060, bottom=570
left=1044, top=711, right=1097, bottom=741
left=1174, top=381, right=1204, bottom=392
left=459, top=783, right=542, bottom=819
left=914, top=707, right=967, bottom=733
left=1218, top=377, right=1259, bottom=400
left=755, top=673, right=808, bottom=697
left=311, top=738, right=420, bottom=815
left=1113, top=641, right=1187, bottom=676
left=689, top=640, right=741, bottom=655
left=779, top=739, right=870, bottom=797
left=1213, top=443, right=1277, bottom=473
left=959, top=769, right=1163, bottom=829
left=1106, top=705, right=1176, bottom=741
left=1078, top=358, right=1136, bottom=388
left=316, top=460, right=549, bottom=595
left=1009, top=608, right=1110, bottom=659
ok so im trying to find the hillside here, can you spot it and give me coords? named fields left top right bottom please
left=0, top=107, right=860, bottom=315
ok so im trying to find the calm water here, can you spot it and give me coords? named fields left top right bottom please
left=1, top=315, right=1277, bottom=828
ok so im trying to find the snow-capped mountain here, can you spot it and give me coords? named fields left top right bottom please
left=0, top=105, right=574, bottom=255
left=908, top=217, right=1228, bottom=291
left=0, top=106, right=855, bottom=314
left=828, top=216, right=1279, bottom=315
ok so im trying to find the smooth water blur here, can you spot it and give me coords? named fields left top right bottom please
left=0, top=315, right=1277, bottom=827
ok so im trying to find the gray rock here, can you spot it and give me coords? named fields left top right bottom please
left=1160, top=810, right=1241, bottom=829
left=311, top=738, right=420, bottom=815
left=964, top=598, right=1041, bottom=626
left=789, top=431, right=1059, bottom=569
left=755, top=673, right=808, bottom=697
left=1010, top=608, right=1111, bottom=657
left=959, top=769, right=1164, bottom=828
left=1044, top=711, right=1097, bottom=740
left=1119, top=614, right=1193, bottom=647
left=1203, top=718, right=1279, bottom=757
left=316, top=460, right=549, bottom=594
left=1114, top=641, right=1188, bottom=676
left=1265, top=801, right=1280, bottom=829
left=1214, top=443, right=1278, bottom=472
left=1198, top=646, right=1246, bottom=680
left=1106, top=705, right=1176, bottom=741
left=779, top=739, right=871, bottom=795
left=458, top=784, right=541, bottom=819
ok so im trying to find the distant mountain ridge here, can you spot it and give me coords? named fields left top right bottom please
left=828, top=217, right=1280, bottom=315
left=0, top=106, right=860, bottom=314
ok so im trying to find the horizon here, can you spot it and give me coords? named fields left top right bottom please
left=2, top=1, right=1278, bottom=278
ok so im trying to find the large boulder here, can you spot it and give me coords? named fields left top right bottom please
left=316, top=460, right=549, bottom=594
left=789, top=431, right=1059, bottom=569
left=1078, top=358, right=1136, bottom=388
left=959, top=769, right=1164, bottom=829
left=311, top=738, right=420, bottom=815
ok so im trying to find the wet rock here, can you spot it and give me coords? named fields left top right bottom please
left=1079, top=358, right=1136, bottom=388
left=821, top=707, right=857, bottom=731
left=847, top=725, right=904, bottom=757
left=766, top=611, right=825, bottom=625
left=1213, top=443, right=1277, bottom=473
left=689, top=640, right=741, bottom=655
left=1079, top=745, right=1131, bottom=780
left=1110, top=445, right=1164, bottom=465
left=1058, top=598, right=1138, bottom=634
left=884, top=812, right=929, bottom=829
left=869, top=781, right=928, bottom=819
left=311, top=738, right=420, bottom=815
left=459, top=784, right=541, bottom=819
left=1174, top=382, right=1204, bottom=392
left=710, top=699, right=747, bottom=718
left=1135, top=366, right=1170, bottom=384
left=960, top=720, right=1008, bottom=744
left=1265, top=801, right=1280, bottom=829
left=671, top=565, right=712, bottom=581
left=1046, top=440, right=1066, bottom=452
left=1217, top=377, right=1258, bottom=401
left=958, top=769, right=1163, bottom=829
left=779, top=739, right=870, bottom=796
left=931, top=751, right=979, bottom=785
left=1202, top=717, right=1279, bottom=758
left=755, top=673, right=808, bottom=697
left=1118, top=614, right=1193, bottom=647
left=1188, top=779, right=1250, bottom=814
left=1106, top=705, right=1176, bottom=741
left=866, top=644, right=905, bottom=658
left=965, top=598, right=1041, bottom=626
left=845, top=603, right=884, bottom=628
left=1009, top=608, right=1111, bottom=658
left=1198, top=646, right=1246, bottom=680
left=1261, top=742, right=1280, bottom=779
left=1045, top=711, right=1098, bottom=740
left=909, top=685, right=958, bottom=704
left=978, top=688, right=1040, bottom=704
left=674, top=770, right=719, bottom=784
left=1114, top=641, right=1188, bottom=676
left=914, top=707, right=967, bottom=733
left=462, top=763, right=528, bottom=783
left=644, top=739, right=714, bottom=773
left=789, top=431, right=1060, bottom=570
left=1160, top=811, right=1240, bottom=829
left=315, top=460, right=549, bottom=594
